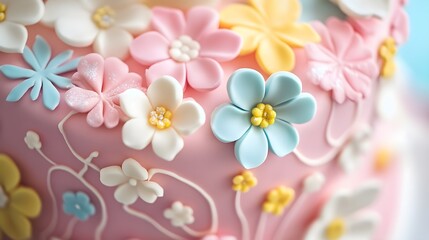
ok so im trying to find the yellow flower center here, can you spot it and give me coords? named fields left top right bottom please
left=92, top=6, right=116, bottom=29
left=0, top=186, right=8, bottom=208
left=325, top=218, right=346, bottom=240
left=251, top=103, right=276, bottom=128
left=0, top=3, right=7, bottom=22
left=232, top=171, right=257, bottom=193
left=148, top=106, right=172, bottom=130
left=262, top=186, right=295, bottom=215
left=379, top=37, right=397, bottom=78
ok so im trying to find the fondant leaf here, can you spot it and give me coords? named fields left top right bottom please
left=51, top=57, right=81, bottom=75
left=33, top=36, right=52, bottom=69
left=47, top=73, right=73, bottom=89
left=22, top=47, right=41, bottom=71
left=0, top=65, right=35, bottom=79
left=41, top=78, right=61, bottom=110
left=6, top=76, right=38, bottom=102
left=46, top=50, right=73, bottom=70
left=30, top=78, right=42, bottom=101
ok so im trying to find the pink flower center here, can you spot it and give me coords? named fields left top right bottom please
left=169, top=35, right=200, bottom=63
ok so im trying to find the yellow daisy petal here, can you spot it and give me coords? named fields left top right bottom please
left=220, top=4, right=265, bottom=30
left=10, top=187, right=42, bottom=218
left=231, top=26, right=264, bottom=55
left=275, top=23, right=321, bottom=48
left=0, top=208, right=32, bottom=240
left=256, top=37, right=295, bottom=73
left=250, top=0, right=301, bottom=28
left=0, top=154, right=20, bottom=192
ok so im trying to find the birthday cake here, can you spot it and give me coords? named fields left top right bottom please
left=0, top=0, right=409, bottom=239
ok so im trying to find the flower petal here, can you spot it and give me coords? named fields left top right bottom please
left=151, top=7, right=186, bottom=41
left=46, top=73, right=73, bottom=89
left=146, top=60, right=187, bottom=89
left=275, top=23, right=321, bottom=48
left=75, top=53, right=105, bottom=92
left=130, top=32, right=171, bottom=65
left=0, top=154, right=20, bottom=192
left=264, top=120, right=298, bottom=157
left=122, top=118, right=156, bottom=150
left=0, top=21, right=27, bottom=53
left=147, top=76, right=183, bottom=111
left=227, top=68, right=265, bottom=111
left=103, top=101, right=120, bottom=128
left=344, top=213, right=380, bottom=240
left=122, top=158, right=149, bottom=181
left=120, top=89, right=152, bottom=119
left=115, top=3, right=151, bottom=34
left=9, top=187, right=41, bottom=218
left=256, top=37, right=295, bottom=73
left=250, top=0, right=301, bottom=27
left=6, top=76, right=37, bottom=102
left=220, top=4, right=264, bottom=30
left=42, top=78, right=61, bottom=110
left=263, top=71, right=302, bottom=106
left=102, top=57, right=135, bottom=92
left=152, top=128, right=184, bottom=161
left=65, top=87, right=100, bottom=113
left=100, top=166, right=128, bottom=187
left=6, top=0, right=44, bottom=25
left=231, top=26, right=263, bottom=55
left=137, top=181, right=164, bottom=203
left=33, top=36, right=52, bottom=69
left=211, top=104, right=251, bottom=143
left=94, top=28, right=133, bottom=59
left=0, top=208, right=32, bottom=239
left=303, top=219, right=328, bottom=240
left=185, top=6, right=219, bottom=40
left=186, top=58, right=223, bottom=91
left=87, top=101, right=104, bottom=128
left=0, top=65, right=35, bottom=79
left=199, top=30, right=242, bottom=62
left=56, top=12, right=98, bottom=47
left=46, top=50, right=73, bottom=70
left=235, top=126, right=268, bottom=169
left=42, top=0, right=83, bottom=27
left=172, top=99, right=205, bottom=136
left=114, top=183, right=139, bottom=205
left=275, top=93, right=317, bottom=124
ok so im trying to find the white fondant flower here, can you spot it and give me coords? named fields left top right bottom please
left=120, top=76, right=206, bottom=161
left=339, top=126, right=372, bottom=173
left=305, top=181, right=381, bottom=240
left=24, top=131, right=42, bottom=150
left=42, top=0, right=151, bottom=59
left=164, top=201, right=195, bottom=227
left=330, top=0, right=392, bottom=19
left=100, top=158, right=164, bottom=205
left=0, top=0, right=44, bottom=53
left=303, top=172, right=325, bottom=194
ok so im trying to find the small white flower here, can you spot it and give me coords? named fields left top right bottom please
left=0, top=0, right=44, bottom=53
left=120, top=76, right=205, bottom=161
left=330, top=0, right=393, bottom=19
left=164, top=201, right=195, bottom=227
left=303, top=172, right=325, bottom=194
left=100, top=158, right=164, bottom=205
left=305, top=181, right=381, bottom=240
left=24, top=131, right=42, bottom=150
left=42, top=0, right=151, bottom=59
left=339, top=126, right=372, bottom=173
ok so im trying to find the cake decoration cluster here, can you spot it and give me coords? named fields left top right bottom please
left=220, top=0, right=320, bottom=74
left=211, top=69, right=317, bottom=169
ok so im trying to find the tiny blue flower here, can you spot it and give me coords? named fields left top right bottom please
left=62, top=191, right=96, bottom=221
left=0, top=35, right=80, bottom=110
left=211, top=69, right=317, bottom=169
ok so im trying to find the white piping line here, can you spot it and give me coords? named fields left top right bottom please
left=326, top=101, right=362, bottom=147
left=62, top=217, right=79, bottom=239
left=272, top=193, right=306, bottom=240
left=235, top=191, right=250, bottom=240
left=254, top=212, right=268, bottom=240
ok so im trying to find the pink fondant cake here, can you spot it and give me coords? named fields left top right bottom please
left=0, top=0, right=409, bottom=239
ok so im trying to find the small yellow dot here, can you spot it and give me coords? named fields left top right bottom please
left=375, top=147, right=392, bottom=171
left=325, top=218, right=346, bottom=240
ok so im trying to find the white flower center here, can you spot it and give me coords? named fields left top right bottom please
left=92, top=6, right=116, bottom=29
left=74, top=204, right=81, bottom=210
left=128, top=178, right=138, bottom=187
left=0, top=186, right=8, bottom=208
left=0, top=3, right=6, bottom=22
left=169, top=35, right=200, bottom=63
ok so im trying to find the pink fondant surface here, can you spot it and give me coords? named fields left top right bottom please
left=0, top=0, right=404, bottom=239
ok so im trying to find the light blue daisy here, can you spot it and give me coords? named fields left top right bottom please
left=211, top=69, right=317, bottom=169
left=62, top=191, right=96, bottom=221
left=0, top=35, right=80, bottom=110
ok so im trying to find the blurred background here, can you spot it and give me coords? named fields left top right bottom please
left=394, top=1, right=429, bottom=240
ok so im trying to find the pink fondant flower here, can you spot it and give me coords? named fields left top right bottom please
left=130, top=7, right=242, bottom=91
left=65, top=54, right=143, bottom=128
left=304, top=18, right=378, bottom=104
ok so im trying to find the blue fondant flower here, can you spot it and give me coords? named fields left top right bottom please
left=0, top=35, right=80, bottom=110
left=211, top=69, right=317, bottom=169
left=62, top=191, right=96, bottom=221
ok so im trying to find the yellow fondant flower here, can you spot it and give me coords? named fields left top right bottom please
left=0, top=154, right=42, bottom=239
left=262, top=186, right=295, bottom=215
left=220, top=0, right=320, bottom=74
left=379, top=37, right=397, bottom=78
left=232, top=171, right=258, bottom=192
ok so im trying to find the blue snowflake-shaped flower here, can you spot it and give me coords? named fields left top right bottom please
left=62, top=191, right=96, bottom=221
left=0, top=35, right=80, bottom=110
left=211, top=69, right=317, bottom=169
